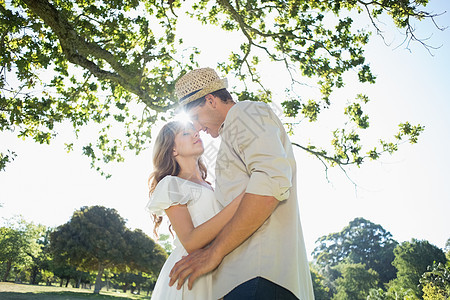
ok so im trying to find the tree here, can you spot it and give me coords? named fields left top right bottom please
left=0, top=226, right=27, bottom=281
left=0, top=216, right=46, bottom=282
left=313, top=217, right=398, bottom=286
left=123, top=229, right=167, bottom=276
left=366, top=287, right=419, bottom=300
left=419, top=239, right=450, bottom=300
left=317, top=264, right=341, bottom=297
left=110, top=272, right=153, bottom=295
left=420, top=262, right=450, bottom=299
left=388, top=239, right=447, bottom=298
left=332, top=262, right=379, bottom=300
left=50, top=205, right=130, bottom=293
left=157, top=233, right=174, bottom=255
left=310, top=264, right=332, bottom=300
left=422, top=283, right=448, bottom=300
left=51, top=259, right=93, bottom=288
left=1, top=0, right=442, bottom=175
left=27, top=227, right=53, bottom=285
left=49, top=205, right=165, bottom=294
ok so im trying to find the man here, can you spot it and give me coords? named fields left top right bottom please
left=170, top=67, right=314, bottom=300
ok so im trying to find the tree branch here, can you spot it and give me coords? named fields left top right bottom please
left=357, top=0, right=446, bottom=53
left=21, top=0, right=174, bottom=112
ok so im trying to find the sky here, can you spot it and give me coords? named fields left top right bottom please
left=1, top=1, right=449, bottom=258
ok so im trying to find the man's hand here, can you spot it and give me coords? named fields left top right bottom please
left=169, top=246, right=222, bottom=290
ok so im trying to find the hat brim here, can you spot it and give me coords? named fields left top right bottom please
left=178, top=78, right=228, bottom=107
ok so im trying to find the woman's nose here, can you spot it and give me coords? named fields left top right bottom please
left=193, top=130, right=199, bottom=138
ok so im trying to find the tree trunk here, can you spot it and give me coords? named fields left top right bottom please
left=104, top=272, right=109, bottom=291
left=2, top=260, right=12, bottom=281
left=29, top=266, right=38, bottom=285
left=14, top=271, right=21, bottom=283
left=93, top=263, right=104, bottom=294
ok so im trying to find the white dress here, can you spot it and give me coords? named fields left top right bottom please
left=146, top=175, right=221, bottom=300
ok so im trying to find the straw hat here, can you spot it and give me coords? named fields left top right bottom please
left=175, top=68, right=228, bottom=106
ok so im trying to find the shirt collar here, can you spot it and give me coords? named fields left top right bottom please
left=218, top=102, right=240, bottom=136
left=218, top=122, right=225, bottom=135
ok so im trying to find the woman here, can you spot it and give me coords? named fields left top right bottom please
left=146, top=121, right=243, bottom=299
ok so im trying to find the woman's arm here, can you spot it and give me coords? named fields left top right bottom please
left=164, top=191, right=244, bottom=254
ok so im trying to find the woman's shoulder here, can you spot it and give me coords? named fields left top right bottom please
left=156, top=175, right=190, bottom=186
left=153, top=175, right=194, bottom=195
left=156, top=175, right=176, bottom=185
left=153, top=175, right=179, bottom=193
left=154, top=175, right=214, bottom=198
left=147, top=176, right=187, bottom=215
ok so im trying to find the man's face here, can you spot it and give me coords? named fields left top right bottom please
left=187, top=98, right=223, bottom=138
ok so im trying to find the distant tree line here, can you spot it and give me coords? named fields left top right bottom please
left=1, top=210, right=449, bottom=298
left=310, top=217, right=450, bottom=300
left=0, top=206, right=167, bottom=295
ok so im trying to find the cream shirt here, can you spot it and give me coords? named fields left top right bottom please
left=212, top=101, right=315, bottom=300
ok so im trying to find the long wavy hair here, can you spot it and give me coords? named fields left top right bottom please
left=148, top=121, right=208, bottom=237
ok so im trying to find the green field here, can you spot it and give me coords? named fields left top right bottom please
left=0, top=282, right=151, bottom=300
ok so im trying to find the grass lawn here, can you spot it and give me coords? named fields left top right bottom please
left=0, top=282, right=152, bottom=300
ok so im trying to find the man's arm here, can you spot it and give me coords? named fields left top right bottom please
left=169, top=192, right=279, bottom=290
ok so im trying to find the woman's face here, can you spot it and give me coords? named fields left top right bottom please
left=173, top=125, right=204, bottom=158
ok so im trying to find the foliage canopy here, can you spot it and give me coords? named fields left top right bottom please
left=332, top=263, right=379, bottom=300
left=1, top=0, right=443, bottom=175
left=0, top=216, right=46, bottom=282
left=313, top=217, right=398, bottom=286
left=389, top=239, right=447, bottom=298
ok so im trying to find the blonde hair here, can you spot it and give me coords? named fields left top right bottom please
left=148, top=121, right=208, bottom=237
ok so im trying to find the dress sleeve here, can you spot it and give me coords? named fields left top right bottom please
left=145, top=176, right=193, bottom=216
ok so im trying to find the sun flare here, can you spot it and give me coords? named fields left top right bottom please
left=174, top=111, right=192, bottom=124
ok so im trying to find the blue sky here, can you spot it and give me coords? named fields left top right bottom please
left=1, top=1, right=449, bottom=257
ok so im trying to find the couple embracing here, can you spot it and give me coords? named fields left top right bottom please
left=146, top=68, right=314, bottom=300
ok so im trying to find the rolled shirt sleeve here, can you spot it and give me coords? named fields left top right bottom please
left=243, top=121, right=292, bottom=201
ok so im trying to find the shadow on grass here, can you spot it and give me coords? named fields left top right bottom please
left=0, top=291, right=140, bottom=300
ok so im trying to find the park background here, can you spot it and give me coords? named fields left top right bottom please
left=1, top=0, right=449, bottom=262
